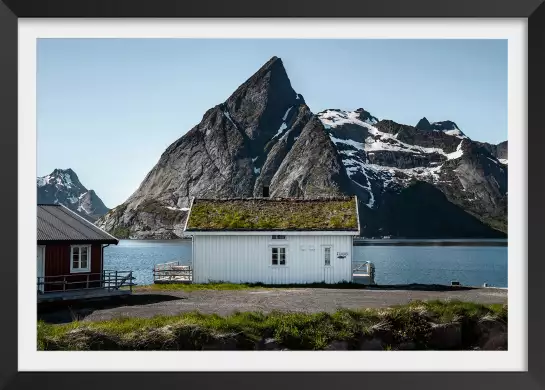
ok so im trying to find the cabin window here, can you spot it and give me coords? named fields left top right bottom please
left=70, top=245, right=91, bottom=273
left=324, top=247, right=332, bottom=266
left=272, top=235, right=286, bottom=240
left=271, top=247, right=286, bottom=266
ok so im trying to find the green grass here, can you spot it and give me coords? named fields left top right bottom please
left=109, top=226, right=131, bottom=239
left=37, top=300, right=507, bottom=351
left=186, top=198, right=358, bottom=230
left=139, top=199, right=186, bottom=223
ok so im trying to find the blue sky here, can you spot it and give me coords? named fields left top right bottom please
left=37, top=39, right=507, bottom=208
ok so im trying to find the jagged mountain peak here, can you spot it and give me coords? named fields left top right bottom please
left=37, top=168, right=109, bottom=222
left=415, top=117, right=432, bottom=131
left=220, top=56, right=305, bottom=147
left=96, top=60, right=506, bottom=240
left=431, top=120, right=460, bottom=131
left=430, top=120, right=465, bottom=138
left=415, top=117, right=465, bottom=138
left=38, top=168, right=86, bottom=191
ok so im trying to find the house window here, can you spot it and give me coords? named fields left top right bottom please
left=271, top=247, right=286, bottom=266
left=70, top=245, right=91, bottom=273
left=324, top=247, right=332, bottom=266
left=272, top=235, right=286, bottom=240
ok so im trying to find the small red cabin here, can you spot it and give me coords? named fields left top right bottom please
left=37, top=204, right=132, bottom=302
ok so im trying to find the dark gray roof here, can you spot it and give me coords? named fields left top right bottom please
left=37, top=204, right=119, bottom=243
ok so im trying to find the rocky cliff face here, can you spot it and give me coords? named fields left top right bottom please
left=37, top=169, right=110, bottom=222
left=475, top=140, right=508, bottom=164
left=96, top=57, right=507, bottom=239
left=316, top=111, right=507, bottom=237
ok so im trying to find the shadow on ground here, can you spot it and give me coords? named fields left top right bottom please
left=38, top=294, right=184, bottom=324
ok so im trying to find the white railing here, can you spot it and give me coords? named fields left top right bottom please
left=352, top=261, right=376, bottom=285
left=153, top=261, right=192, bottom=283
left=353, top=261, right=375, bottom=276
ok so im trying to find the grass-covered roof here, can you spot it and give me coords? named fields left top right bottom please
left=185, top=197, right=359, bottom=231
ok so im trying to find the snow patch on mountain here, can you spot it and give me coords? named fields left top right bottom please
left=37, top=175, right=51, bottom=187
left=446, top=141, right=464, bottom=160
left=282, top=106, right=293, bottom=121
left=330, top=136, right=365, bottom=151
left=322, top=110, right=465, bottom=161
left=165, top=206, right=190, bottom=211
left=273, top=106, right=294, bottom=140
left=431, top=121, right=467, bottom=139
left=319, top=109, right=378, bottom=130
left=443, top=129, right=466, bottom=138
left=317, top=110, right=472, bottom=209
left=274, top=123, right=288, bottom=139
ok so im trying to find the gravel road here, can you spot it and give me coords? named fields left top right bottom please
left=38, top=286, right=508, bottom=324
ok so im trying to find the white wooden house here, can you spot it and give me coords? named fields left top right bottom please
left=183, top=196, right=360, bottom=284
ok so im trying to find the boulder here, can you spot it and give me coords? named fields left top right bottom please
left=368, top=322, right=395, bottom=345
left=256, top=337, right=283, bottom=351
left=201, top=335, right=240, bottom=350
left=482, top=332, right=507, bottom=350
left=476, top=316, right=507, bottom=349
left=325, top=340, right=349, bottom=350
left=397, top=342, right=417, bottom=350
left=428, top=322, right=462, bottom=350
left=359, top=337, right=383, bottom=350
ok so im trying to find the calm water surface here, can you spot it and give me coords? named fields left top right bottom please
left=104, top=239, right=507, bottom=287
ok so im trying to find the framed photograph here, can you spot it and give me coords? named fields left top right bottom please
left=1, top=0, right=542, bottom=389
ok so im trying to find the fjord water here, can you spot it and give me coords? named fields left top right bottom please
left=104, top=239, right=507, bottom=288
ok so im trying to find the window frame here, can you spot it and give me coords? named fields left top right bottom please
left=271, top=246, right=287, bottom=266
left=323, top=245, right=333, bottom=267
left=70, top=245, right=91, bottom=273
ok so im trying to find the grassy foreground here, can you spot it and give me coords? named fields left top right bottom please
left=38, top=300, right=507, bottom=351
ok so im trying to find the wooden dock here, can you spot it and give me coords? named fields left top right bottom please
left=153, top=261, right=193, bottom=284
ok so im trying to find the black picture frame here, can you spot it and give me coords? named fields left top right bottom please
left=0, top=0, right=542, bottom=389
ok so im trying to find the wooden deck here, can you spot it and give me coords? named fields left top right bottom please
left=37, top=288, right=131, bottom=303
left=37, top=270, right=135, bottom=303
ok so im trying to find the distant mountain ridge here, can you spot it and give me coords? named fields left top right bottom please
left=96, top=56, right=507, bottom=239
left=37, top=168, right=110, bottom=222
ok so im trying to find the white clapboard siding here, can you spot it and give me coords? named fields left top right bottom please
left=192, top=234, right=353, bottom=284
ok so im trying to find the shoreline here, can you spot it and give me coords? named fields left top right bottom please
left=116, top=237, right=508, bottom=247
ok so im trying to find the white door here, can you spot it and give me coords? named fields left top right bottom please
left=323, top=246, right=334, bottom=284
left=37, top=246, right=45, bottom=293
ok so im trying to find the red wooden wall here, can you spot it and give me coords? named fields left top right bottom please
left=42, top=243, right=103, bottom=292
